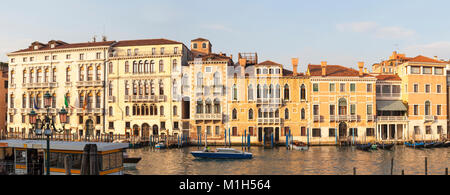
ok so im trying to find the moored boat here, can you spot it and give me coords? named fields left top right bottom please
left=356, top=144, right=375, bottom=151
left=291, top=141, right=308, bottom=151
left=155, top=142, right=166, bottom=149
left=443, top=141, right=450, bottom=147
left=423, top=142, right=436, bottom=148
left=431, top=142, right=444, bottom=148
left=404, top=142, right=425, bottom=148
left=123, top=153, right=142, bottom=168
left=377, top=143, right=395, bottom=150
left=191, top=148, right=252, bottom=159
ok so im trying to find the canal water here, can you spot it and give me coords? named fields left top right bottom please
left=124, top=146, right=450, bottom=175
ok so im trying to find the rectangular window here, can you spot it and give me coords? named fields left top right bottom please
left=411, top=66, right=420, bottom=74
left=426, top=126, right=432, bottom=134
left=329, top=83, right=335, bottom=92
left=367, top=84, right=372, bottom=93
left=301, top=127, right=306, bottom=136
left=313, top=105, right=319, bottom=116
left=109, top=122, right=114, bottom=129
left=366, top=128, right=375, bottom=136
left=367, top=104, right=373, bottom=115
left=414, top=105, right=419, bottom=115
left=312, top=128, right=321, bottom=137
left=425, top=84, right=430, bottom=93
left=413, top=84, right=418, bottom=93
left=96, top=52, right=101, bottom=59
left=329, top=128, right=336, bottom=137
left=350, top=104, right=356, bottom=115
left=437, top=126, right=442, bottom=134
left=437, top=105, right=441, bottom=115
left=215, top=126, right=220, bottom=136
left=349, top=128, right=358, bottom=137
left=66, top=54, right=71, bottom=59
left=79, top=54, right=84, bottom=60
left=350, top=83, right=356, bottom=92
left=313, top=83, right=319, bottom=92
left=435, top=67, right=444, bottom=75
left=414, top=126, right=420, bottom=135
left=340, top=83, right=345, bottom=92
left=423, top=67, right=432, bottom=74
left=232, top=127, right=237, bottom=136
left=329, top=105, right=335, bottom=116
left=437, top=85, right=442, bottom=93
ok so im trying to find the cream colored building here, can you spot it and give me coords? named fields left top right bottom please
left=7, top=40, right=114, bottom=137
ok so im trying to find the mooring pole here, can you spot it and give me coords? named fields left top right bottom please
left=391, top=158, right=394, bottom=175
left=425, top=157, right=428, bottom=175
left=353, top=167, right=356, bottom=175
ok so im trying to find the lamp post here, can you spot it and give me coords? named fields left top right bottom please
left=28, top=91, right=68, bottom=175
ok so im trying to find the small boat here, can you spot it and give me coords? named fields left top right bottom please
left=443, top=141, right=450, bottom=147
left=356, top=144, right=373, bottom=151
left=123, top=153, right=142, bottom=168
left=431, top=142, right=444, bottom=148
left=291, top=141, right=308, bottom=151
left=377, top=143, right=395, bottom=150
left=155, top=142, right=166, bottom=149
left=424, top=142, right=436, bottom=148
left=405, top=142, right=425, bottom=148
left=191, top=148, right=252, bottom=159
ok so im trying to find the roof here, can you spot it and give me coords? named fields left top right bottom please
left=0, top=139, right=128, bottom=151
left=407, top=55, right=447, bottom=64
left=115, top=38, right=182, bottom=47
left=308, top=64, right=374, bottom=77
left=377, top=100, right=407, bottom=111
left=191, top=38, right=210, bottom=42
left=11, top=41, right=116, bottom=53
left=257, top=60, right=282, bottom=66
left=192, top=53, right=231, bottom=62
left=376, top=74, right=401, bottom=81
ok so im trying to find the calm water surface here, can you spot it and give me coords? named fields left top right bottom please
left=124, top=146, right=450, bottom=175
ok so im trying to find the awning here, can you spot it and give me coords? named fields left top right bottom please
left=377, top=100, right=407, bottom=111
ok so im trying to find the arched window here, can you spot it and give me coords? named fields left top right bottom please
left=301, top=108, right=305, bottom=120
left=172, top=59, right=178, bottom=72
left=425, top=101, right=431, bottom=116
left=136, top=105, right=140, bottom=116
left=160, top=106, right=164, bottom=116
left=275, top=109, right=279, bottom=118
left=269, top=84, right=274, bottom=98
left=159, top=80, right=164, bottom=95
left=154, top=104, right=158, bottom=115
left=150, top=60, right=155, bottom=73
left=275, top=84, right=280, bottom=99
left=269, top=109, right=274, bottom=118
left=141, top=105, right=145, bottom=115
left=138, top=61, right=143, bottom=73
left=300, top=84, right=306, bottom=100
left=214, top=98, right=220, bottom=113
left=232, top=109, right=237, bottom=119
left=205, top=99, right=212, bottom=114
left=149, top=105, right=154, bottom=115
left=232, top=84, right=238, bottom=100
left=196, top=99, right=203, bottom=114
left=258, top=108, right=262, bottom=118
left=284, top=84, right=290, bottom=100
left=133, top=104, right=137, bottom=115
left=257, top=84, right=261, bottom=99
left=173, top=106, right=178, bottom=116
left=202, top=43, right=207, bottom=48
left=132, top=61, right=137, bottom=73
left=248, top=84, right=253, bottom=100
left=263, top=84, right=268, bottom=98
left=285, top=108, right=289, bottom=120
left=213, top=72, right=220, bottom=86
left=125, top=61, right=129, bottom=73
left=144, top=60, right=149, bottom=73
left=248, top=109, right=254, bottom=120
left=159, top=60, right=164, bottom=72
left=126, top=106, right=129, bottom=116
left=197, top=72, right=203, bottom=87
left=150, top=80, right=155, bottom=95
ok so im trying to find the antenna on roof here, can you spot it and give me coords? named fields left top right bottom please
left=92, top=35, right=97, bottom=43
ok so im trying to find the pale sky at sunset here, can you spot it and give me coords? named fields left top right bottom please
left=2, top=0, right=450, bottom=71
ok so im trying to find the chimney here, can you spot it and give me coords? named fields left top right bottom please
left=434, top=56, right=438, bottom=60
left=321, top=61, right=327, bottom=77
left=364, top=68, right=368, bottom=73
left=292, top=58, right=299, bottom=76
left=358, top=62, right=364, bottom=77
left=230, top=54, right=233, bottom=60
left=239, top=58, right=247, bottom=67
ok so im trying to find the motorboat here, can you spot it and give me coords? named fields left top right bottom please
left=405, top=142, right=425, bottom=148
left=155, top=142, right=166, bottom=149
left=291, top=141, right=308, bottom=151
left=191, top=148, right=252, bottom=159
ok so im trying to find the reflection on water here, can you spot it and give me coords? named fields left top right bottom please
left=124, top=146, right=450, bottom=175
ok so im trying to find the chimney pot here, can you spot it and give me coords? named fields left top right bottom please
left=358, top=62, right=364, bottom=77
left=321, top=61, right=327, bottom=76
left=292, top=58, right=299, bottom=76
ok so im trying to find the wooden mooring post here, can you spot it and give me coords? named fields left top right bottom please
left=390, top=158, right=394, bottom=175
left=425, top=157, right=428, bottom=175
left=353, top=167, right=356, bottom=175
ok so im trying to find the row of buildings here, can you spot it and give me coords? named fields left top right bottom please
left=4, top=37, right=450, bottom=145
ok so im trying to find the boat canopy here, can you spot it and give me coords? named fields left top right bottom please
left=0, top=140, right=129, bottom=151
left=376, top=100, right=407, bottom=111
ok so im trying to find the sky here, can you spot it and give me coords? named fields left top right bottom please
left=2, top=0, right=450, bottom=71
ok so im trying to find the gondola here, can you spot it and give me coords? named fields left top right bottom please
left=431, top=142, right=444, bottom=148
left=423, top=142, right=436, bottom=148
left=404, top=142, right=425, bottom=148
left=443, top=141, right=450, bottom=147
left=377, top=143, right=395, bottom=150
left=356, top=143, right=377, bottom=151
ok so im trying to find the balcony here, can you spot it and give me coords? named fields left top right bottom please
left=256, top=98, right=282, bottom=105
left=23, top=82, right=58, bottom=89
left=8, top=108, right=16, bottom=114
left=76, top=108, right=104, bottom=114
left=76, top=80, right=104, bottom=87
left=194, top=113, right=222, bottom=121
left=125, top=95, right=157, bottom=102
left=257, top=118, right=282, bottom=125
left=111, top=50, right=182, bottom=58
left=158, top=95, right=167, bottom=102
left=377, top=116, right=408, bottom=122
left=424, top=115, right=435, bottom=122
left=332, top=115, right=358, bottom=122
left=367, top=115, right=375, bottom=121
left=314, top=115, right=321, bottom=122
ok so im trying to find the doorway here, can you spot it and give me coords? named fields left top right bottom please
left=339, top=122, right=347, bottom=138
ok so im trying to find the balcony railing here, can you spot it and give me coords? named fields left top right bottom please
left=376, top=93, right=401, bottom=97
left=256, top=98, right=282, bottom=105
left=108, top=96, right=115, bottom=103
left=111, top=50, right=182, bottom=58
left=23, top=82, right=58, bottom=89
left=257, top=118, right=282, bottom=124
left=76, top=108, right=104, bottom=114
left=158, top=95, right=167, bottom=102
left=314, top=115, right=321, bottom=122
left=377, top=116, right=408, bottom=122
left=76, top=80, right=104, bottom=87
left=194, top=113, right=222, bottom=120
left=124, top=95, right=157, bottom=102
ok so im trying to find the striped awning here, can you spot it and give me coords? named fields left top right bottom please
left=377, top=100, right=407, bottom=111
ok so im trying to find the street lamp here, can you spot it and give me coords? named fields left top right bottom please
left=28, top=92, right=68, bottom=175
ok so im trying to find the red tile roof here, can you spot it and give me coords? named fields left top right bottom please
left=257, top=60, right=282, bottom=66
left=407, top=55, right=447, bottom=64
left=308, top=64, right=374, bottom=77
left=12, top=41, right=115, bottom=53
left=376, top=74, right=401, bottom=81
left=114, top=38, right=182, bottom=47
left=191, top=38, right=210, bottom=42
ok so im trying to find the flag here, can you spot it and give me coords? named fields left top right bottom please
left=64, top=94, right=69, bottom=108
left=33, top=97, right=40, bottom=110
left=82, top=93, right=88, bottom=110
